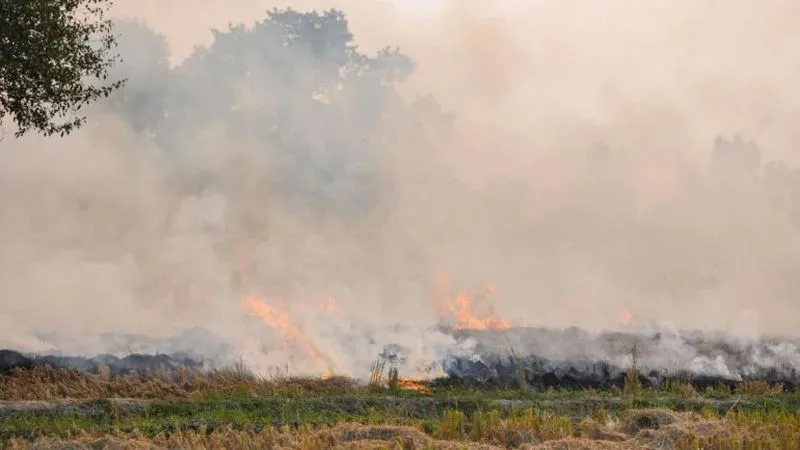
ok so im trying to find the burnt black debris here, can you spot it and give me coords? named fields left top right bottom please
left=436, top=327, right=800, bottom=391
left=0, top=349, right=206, bottom=377
left=0, top=349, right=33, bottom=372
left=0, top=327, right=233, bottom=376
left=2, top=325, right=799, bottom=392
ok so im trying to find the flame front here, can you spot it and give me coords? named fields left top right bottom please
left=437, top=281, right=511, bottom=331
left=240, top=296, right=335, bottom=376
left=398, top=379, right=430, bottom=393
left=619, top=310, right=634, bottom=326
left=452, top=291, right=511, bottom=330
left=322, top=296, right=338, bottom=311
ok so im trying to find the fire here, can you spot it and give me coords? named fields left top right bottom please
left=322, top=296, right=338, bottom=311
left=452, top=291, right=511, bottom=330
left=619, top=310, right=634, bottom=326
left=437, top=284, right=511, bottom=331
left=240, top=296, right=336, bottom=376
left=398, top=379, right=430, bottom=393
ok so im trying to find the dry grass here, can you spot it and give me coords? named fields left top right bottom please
left=619, top=408, right=681, bottom=436
left=3, top=424, right=505, bottom=449
left=432, top=406, right=800, bottom=449
left=368, top=359, right=386, bottom=391
left=662, top=379, right=698, bottom=398
left=622, top=346, right=643, bottom=397
left=0, top=366, right=189, bottom=401
left=521, top=439, right=640, bottom=449
left=0, top=365, right=359, bottom=401
left=3, top=366, right=800, bottom=448
left=436, top=407, right=607, bottom=447
left=2, top=406, right=800, bottom=448
left=734, top=380, right=785, bottom=396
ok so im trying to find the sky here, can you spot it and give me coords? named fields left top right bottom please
left=113, top=0, right=800, bottom=171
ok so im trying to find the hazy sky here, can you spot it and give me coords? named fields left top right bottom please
left=107, top=0, right=800, bottom=332
left=113, top=0, right=800, bottom=171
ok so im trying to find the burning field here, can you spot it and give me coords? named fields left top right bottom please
left=3, top=285, right=800, bottom=393
left=5, top=267, right=800, bottom=449
left=2, top=320, right=800, bottom=449
left=6, top=0, right=800, bottom=447
left=4, top=234, right=800, bottom=447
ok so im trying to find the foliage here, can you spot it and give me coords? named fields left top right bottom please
left=622, top=345, right=643, bottom=397
left=368, top=359, right=386, bottom=391
left=0, top=0, right=123, bottom=137
left=8, top=400, right=799, bottom=449
left=104, top=8, right=449, bottom=216
left=102, top=19, right=170, bottom=137
left=387, top=366, right=400, bottom=392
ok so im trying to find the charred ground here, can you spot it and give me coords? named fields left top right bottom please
left=2, top=326, right=800, bottom=448
left=5, top=325, right=798, bottom=392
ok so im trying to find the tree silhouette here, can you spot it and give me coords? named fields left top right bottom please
left=106, top=9, right=450, bottom=216
left=0, top=0, right=123, bottom=137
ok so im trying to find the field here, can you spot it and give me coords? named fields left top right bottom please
left=1, top=364, right=800, bottom=449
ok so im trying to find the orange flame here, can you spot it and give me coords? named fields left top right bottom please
left=322, top=296, right=338, bottom=311
left=619, top=310, right=634, bottom=326
left=240, top=296, right=335, bottom=376
left=398, top=379, right=430, bottom=393
left=437, top=282, right=511, bottom=331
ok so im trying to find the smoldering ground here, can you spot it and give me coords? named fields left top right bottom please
left=3, top=1, right=800, bottom=381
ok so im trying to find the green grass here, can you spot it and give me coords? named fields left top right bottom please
left=3, top=387, right=800, bottom=441
left=3, top=366, right=800, bottom=448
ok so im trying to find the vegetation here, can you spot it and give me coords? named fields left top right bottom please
left=0, top=0, right=123, bottom=137
left=1, top=5, right=799, bottom=449
left=2, top=365, right=800, bottom=448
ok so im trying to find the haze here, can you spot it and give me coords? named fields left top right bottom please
left=1, top=0, right=800, bottom=376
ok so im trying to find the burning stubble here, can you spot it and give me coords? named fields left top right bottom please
left=3, top=1, right=800, bottom=380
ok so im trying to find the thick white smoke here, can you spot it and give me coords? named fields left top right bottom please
left=3, top=1, right=800, bottom=379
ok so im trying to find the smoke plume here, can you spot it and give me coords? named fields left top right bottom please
left=3, top=1, right=800, bottom=379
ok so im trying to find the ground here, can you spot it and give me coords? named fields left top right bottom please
left=0, top=366, right=799, bottom=449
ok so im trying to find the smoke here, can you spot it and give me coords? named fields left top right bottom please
left=2, top=1, right=800, bottom=378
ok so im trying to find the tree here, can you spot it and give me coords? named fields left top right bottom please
left=98, top=9, right=452, bottom=218
left=133, top=9, right=438, bottom=213
left=0, top=0, right=123, bottom=137
left=103, top=19, right=171, bottom=137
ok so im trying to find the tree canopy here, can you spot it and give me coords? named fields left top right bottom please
left=105, top=9, right=452, bottom=215
left=0, top=0, right=123, bottom=137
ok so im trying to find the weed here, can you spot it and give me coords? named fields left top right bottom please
left=369, top=359, right=386, bottom=391
left=5, top=364, right=800, bottom=448
left=437, top=409, right=466, bottom=440
left=663, top=379, right=697, bottom=398
left=735, top=380, right=784, bottom=396
left=623, top=344, right=643, bottom=397
left=388, top=367, right=400, bottom=392
left=508, top=345, right=528, bottom=391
